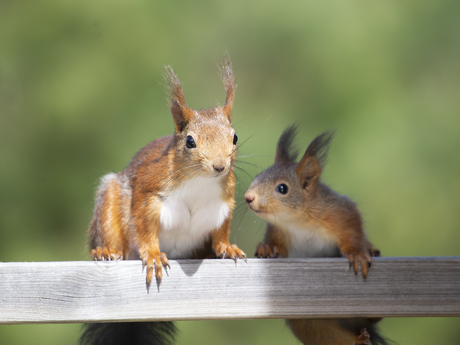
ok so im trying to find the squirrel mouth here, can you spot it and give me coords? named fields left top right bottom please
left=202, top=169, right=225, bottom=179
left=247, top=204, right=263, bottom=214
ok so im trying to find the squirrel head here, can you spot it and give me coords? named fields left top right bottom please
left=164, top=58, right=237, bottom=179
left=245, top=125, right=335, bottom=225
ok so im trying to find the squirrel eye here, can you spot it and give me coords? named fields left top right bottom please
left=276, top=183, right=288, bottom=195
left=186, top=135, right=196, bottom=149
left=233, top=134, right=238, bottom=145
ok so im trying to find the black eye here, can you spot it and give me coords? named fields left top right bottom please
left=276, top=183, right=288, bottom=194
left=186, top=135, right=196, bottom=149
left=233, top=134, right=238, bottom=145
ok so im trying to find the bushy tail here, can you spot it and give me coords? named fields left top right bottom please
left=80, top=322, right=177, bottom=345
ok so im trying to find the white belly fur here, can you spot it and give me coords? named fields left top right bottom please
left=159, top=176, right=229, bottom=259
left=285, top=224, right=339, bottom=258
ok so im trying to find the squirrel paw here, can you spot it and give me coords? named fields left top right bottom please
left=216, top=243, right=247, bottom=263
left=356, top=328, right=372, bottom=345
left=91, top=246, right=123, bottom=261
left=343, top=250, right=372, bottom=278
left=254, top=243, right=283, bottom=258
left=369, top=248, right=381, bottom=257
left=141, top=251, right=170, bottom=286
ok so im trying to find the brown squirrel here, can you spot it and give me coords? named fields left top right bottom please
left=80, top=58, right=246, bottom=345
left=245, top=125, right=386, bottom=345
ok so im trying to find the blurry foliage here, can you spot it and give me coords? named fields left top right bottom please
left=1, top=0, right=460, bottom=344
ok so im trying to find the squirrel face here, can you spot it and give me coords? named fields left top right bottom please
left=245, top=162, right=311, bottom=227
left=245, top=125, right=335, bottom=228
left=165, top=59, right=238, bottom=181
left=175, top=110, right=237, bottom=178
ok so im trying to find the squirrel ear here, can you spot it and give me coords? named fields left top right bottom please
left=295, top=130, right=335, bottom=190
left=164, top=66, right=195, bottom=132
left=295, top=155, right=321, bottom=190
left=170, top=101, right=195, bottom=133
left=219, top=56, right=236, bottom=121
left=275, top=125, right=299, bottom=164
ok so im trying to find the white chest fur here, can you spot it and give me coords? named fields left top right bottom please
left=284, top=224, right=339, bottom=258
left=159, top=176, right=229, bottom=259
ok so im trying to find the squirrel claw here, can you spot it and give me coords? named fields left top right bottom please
left=356, top=328, right=372, bottom=345
left=255, top=243, right=283, bottom=258
left=141, top=251, right=170, bottom=287
left=344, top=250, right=372, bottom=278
left=255, top=243, right=271, bottom=258
left=91, top=246, right=123, bottom=261
left=216, top=243, right=246, bottom=263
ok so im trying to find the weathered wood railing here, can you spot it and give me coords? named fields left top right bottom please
left=0, top=257, right=459, bottom=325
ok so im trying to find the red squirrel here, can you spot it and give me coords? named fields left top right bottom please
left=81, top=58, right=246, bottom=345
left=245, top=125, right=385, bottom=345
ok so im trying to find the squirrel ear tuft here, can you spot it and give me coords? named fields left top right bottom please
left=170, top=100, right=195, bottom=133
left=218, top=55, right=236, bottom=120
left=295, top=130, right=335, bottom=189
left=164, top=66, right=194, bottom=132
left=275, top=125, right=299, bottom=164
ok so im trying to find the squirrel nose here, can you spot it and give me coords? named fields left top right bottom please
left=213, top=164, right=225, bottom=173
left=245, top=192, right=255, bottom=204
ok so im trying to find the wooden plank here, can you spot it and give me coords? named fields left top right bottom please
left=0, top=257, right=459, bottom=325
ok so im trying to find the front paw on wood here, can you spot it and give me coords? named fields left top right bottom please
left=91, top=246, right=123, bottom=261
left=216, top=243, right=247, bottom=263
left=343, top=250, right=372, bottom=278
left=254, top=243, right=283, bottom=258
left=141, top=251, right=170, bottom=287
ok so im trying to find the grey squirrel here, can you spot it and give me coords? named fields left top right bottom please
left=81, top=58, right=246, bottom=345
left=245, top=125, right=386, bottom=345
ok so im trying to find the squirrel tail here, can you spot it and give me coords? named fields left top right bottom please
left=80, top=322, right=177, bottom=345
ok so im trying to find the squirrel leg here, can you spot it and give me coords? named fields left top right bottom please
left=137, top=225, right=170, bottom=287
left=133, top=196, right=171, bottom=287
left=212, top=218, right=247, bottom=262
left=89, top=174, right=128, bottom=261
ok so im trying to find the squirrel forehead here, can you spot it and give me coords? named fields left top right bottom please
left=187, top=111, right=233, bottom=135
left=253, top=163, right=297, bottom=186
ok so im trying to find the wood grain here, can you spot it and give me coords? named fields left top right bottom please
left=0, top=257, right=459, bottom=324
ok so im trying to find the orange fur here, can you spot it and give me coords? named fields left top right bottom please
left=89, top=58, right=246, bottom=288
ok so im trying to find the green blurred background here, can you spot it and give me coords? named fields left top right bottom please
left=1, top=0, right=459, bottom=344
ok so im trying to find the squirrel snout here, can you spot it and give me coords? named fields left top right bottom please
left=213, top=164, right=225, bottom=173
left=245, top=192, right=255, bottom=204
left=212, top=158, right=227, bottom=173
